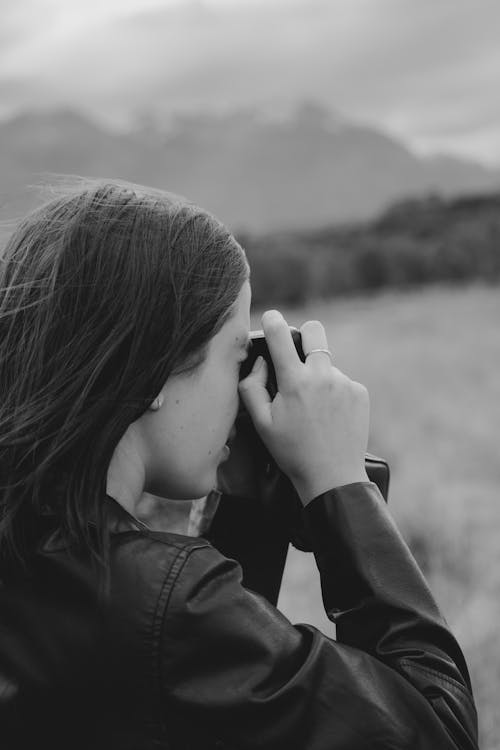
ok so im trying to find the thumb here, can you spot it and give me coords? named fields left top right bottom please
left=238, top=356, right=272, bottom=430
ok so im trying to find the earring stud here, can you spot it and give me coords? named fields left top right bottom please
left=150, top=395, right=164, bottom=411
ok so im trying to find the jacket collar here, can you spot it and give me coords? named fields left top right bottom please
left=39, top=496, right=150, bottom=554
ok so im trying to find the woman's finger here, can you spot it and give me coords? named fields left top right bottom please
left=238, top=356, right=272, bottom=431
left=261, top=310, right=302, bottom=389
left=301, top=319, right=333, bottom=373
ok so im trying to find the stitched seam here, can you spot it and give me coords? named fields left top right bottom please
left=150, top=546, right=189, bottom=736
left=151, top=545, right=209, bottom=737
left=399, top=658, right=474, bottom=704
left=114, top=528, right=212, bottom=553
left=146, top=531, right=211, bottom=553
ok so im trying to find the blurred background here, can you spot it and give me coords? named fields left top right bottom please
left=1, top=0, right=499, bottom=745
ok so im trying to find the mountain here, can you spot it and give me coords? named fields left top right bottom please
left=1, top=105, right=499, bottom=232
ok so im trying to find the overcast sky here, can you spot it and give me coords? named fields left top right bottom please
left=1, top=0, right=500, bottom=164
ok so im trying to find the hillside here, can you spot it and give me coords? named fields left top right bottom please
left=1, top=104, right=499, bottom=231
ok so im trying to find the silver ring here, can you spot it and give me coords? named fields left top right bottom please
left=305, top=348, right=334, bottom=362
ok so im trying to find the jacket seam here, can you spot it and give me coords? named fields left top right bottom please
left=142, top=530, right=211, bottom=553
left=399, top=658, right=474, bottom=705
left=151, top=542, right=210, bottom=737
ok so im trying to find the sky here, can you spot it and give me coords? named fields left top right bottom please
left=1, top=0, right=500, bottom=164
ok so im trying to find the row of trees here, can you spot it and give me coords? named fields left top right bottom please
left=239, top=192, right=500, bottom=306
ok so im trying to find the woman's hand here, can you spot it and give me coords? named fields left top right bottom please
left=238, top=310, right=370, bottom=505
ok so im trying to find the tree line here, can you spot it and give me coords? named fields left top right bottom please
left=238, top=192, right=500, bottom=306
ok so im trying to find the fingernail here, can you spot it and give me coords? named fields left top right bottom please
left=254, top=355, right=264, bottom=371
left=265, top=310, right=283, bottom=323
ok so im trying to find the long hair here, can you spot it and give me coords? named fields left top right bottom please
left=0, top=179, right=249, bottom=568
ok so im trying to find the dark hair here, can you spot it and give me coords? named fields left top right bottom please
left=0, top=179, right=249, bottom=568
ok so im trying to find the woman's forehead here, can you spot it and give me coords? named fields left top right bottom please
left=209, top=281, right=251, bottom=353
left=232, top=282, right=251, bottom=331
left=227, top=281, right=251, bottom=322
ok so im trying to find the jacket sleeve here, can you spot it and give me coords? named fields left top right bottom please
left=160, top=482, right=479, bottom=750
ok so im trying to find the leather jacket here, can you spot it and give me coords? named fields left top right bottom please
left=0, top=482, right=478, bottom=749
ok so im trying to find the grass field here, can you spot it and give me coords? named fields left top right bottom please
left=251, top=283, right=500, bottom=749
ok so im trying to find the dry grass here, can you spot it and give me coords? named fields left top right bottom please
left=250, top=283, right=500, bottom=749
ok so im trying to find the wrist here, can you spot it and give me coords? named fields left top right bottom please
left=293, top=469, right=370, bottom=506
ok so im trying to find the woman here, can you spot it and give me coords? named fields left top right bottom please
left=0, top=180, right=478, bottom=749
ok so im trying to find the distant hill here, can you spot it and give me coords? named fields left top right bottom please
left=1, top=104, right=499, bottom=231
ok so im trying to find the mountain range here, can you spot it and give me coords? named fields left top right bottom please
left=1, top=103, right=499, bottom=232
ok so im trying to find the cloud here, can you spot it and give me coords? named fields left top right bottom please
left=1, top=0, right=499, bottom=162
